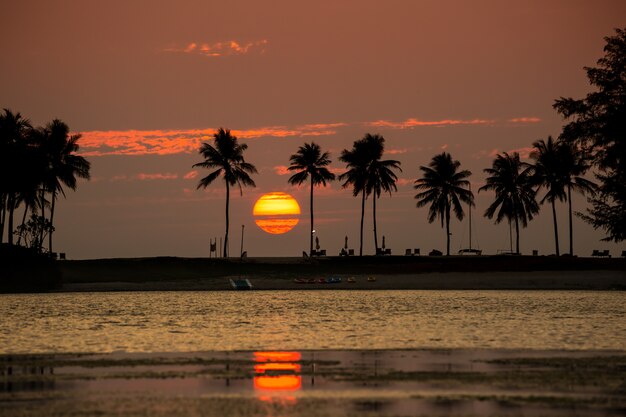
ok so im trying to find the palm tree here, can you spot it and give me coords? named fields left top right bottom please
left=557, top=141, right=596, bottom=255
left=339, top=134, right=382, bottom=256
left=366, top=140, right=401, bottom=252
left=479, top=152, right=539, bottom=254
left=414, top=153, right=473, bottom=256
left=287, top=142, right=335, bottom=256
left=530, top=136, right=567, bottom=256
left=0, top=109, right=32, bottom=246
left=193, top=128, right=257, bottom=257
left=39, top=120, right=91, bottom=253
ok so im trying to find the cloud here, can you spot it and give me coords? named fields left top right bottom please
left=396, top=178, right=414, bottom=187
left=386, top=148, right=408, bottom=155
left=509, top=117, right=541, bottom=124
left=137, top=173, right=178, bottom=180
left=472, top=146, right=534, bottom=160
left=273, top=166, right=291, bottom=176
left=79, top=124, right=344, bottom=156
left=165, top=39, right=268, bottom=57
left=366, top=118, right=495, bottom=129
left=183, top=170, right=199, bottom=180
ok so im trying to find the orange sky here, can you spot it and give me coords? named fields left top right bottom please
left=1, top=1, right=625, bottom=258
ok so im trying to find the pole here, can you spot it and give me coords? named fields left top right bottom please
left=468, top=183, right=472, bottom=251
left=240, top=224, right=245, bottom=258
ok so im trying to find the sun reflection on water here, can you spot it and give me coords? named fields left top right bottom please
left=253, top=351, right=302, bottom=403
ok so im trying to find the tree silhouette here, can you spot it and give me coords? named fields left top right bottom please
left=530, top=136, right=566, bottom=256
left=554, top=27, right=626, bottom=241
left=287, top=142, right=335, bottom=256
left=0, top=109, right=32, bottom=246
left=193, top=128, right=257, bottom=257
left=339, top=134, right=387, bottom=256
left=479, top=152, right=539, bottom=254
left=414, top=152, right=473, bottom=256
left=557, top=141, right=596, bottom=255
left=365, top=137, right=401, bottom=252
left=39, top=120, right=91, bottom=254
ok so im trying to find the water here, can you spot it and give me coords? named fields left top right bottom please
left=1, top=290, right=625, bottom=353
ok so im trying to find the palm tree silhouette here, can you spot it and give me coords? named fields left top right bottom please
left=479, top=152, right=539, bottom=254
left=365, top=138, right=401, bottom=252
left=557, top=141, right=596, bottom=255
left=530, top=136, right=566, bottom=256
left=193, top=128, right=257, bottom=257
left=0, top=109, right=32, bottom=246
left=287, top=142, right=335, bottom=256
left=39, top=120, right=91, bottom=253
left=339, top=134, right=384, bottom=256
left=414, top=152, right=473, bottom=256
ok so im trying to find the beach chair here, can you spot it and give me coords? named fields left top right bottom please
left=229, top=279, right=253, bottom=290
left=348, top=249, right=354, bottom=256
left=621, top=250, right=626, bottom=258
left=59, top=252, right=66, bottom=260
left=405, top=248, right=412, bottom=256
left=592, top=249, right=600, bottom=257
left=384, top=248, right=391, bottom=255
left=414, top=248, right=420, bottom=256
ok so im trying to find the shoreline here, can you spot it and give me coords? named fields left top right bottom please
left=55, top=255, right=625, bottom=292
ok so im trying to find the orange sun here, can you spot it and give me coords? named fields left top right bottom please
left=253, top=192, right=301, bottom=234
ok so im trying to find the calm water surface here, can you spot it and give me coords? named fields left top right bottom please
left=1, top=290, right=624, bottom=353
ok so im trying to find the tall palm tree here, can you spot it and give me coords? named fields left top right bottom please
left=287, top=142, right=335, bottom=256
left=366, top=140, right=402, bottom=252
left=530, top=136, right=567, bottom=256
left=414, top=152, right=473, bottom=256
left=38, top=120, right=91, bottom=253
left=339, top=134, right=382, bottom=256
left=0, top=109, right=32, bottom=245
left=193, top=128, right=257, bottom=257
left=557, top=141, right=596, bottom=255
left=479, top=152, right=539, bottom=254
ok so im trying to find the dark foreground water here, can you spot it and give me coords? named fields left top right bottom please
left=1, top=290, right=625, bottom=353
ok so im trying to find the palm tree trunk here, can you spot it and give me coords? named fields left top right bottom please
left=551, top=199, right=560, bottom=256
left=7, top=194, right=15, bottom=246
left=310, top=181, right=314, bottom=256
left=48, top=192, right=56, bottom=254
left=568, top=185, right=573, bottom=256
left=0, top=194, right=6, bottom=243
left=514, top=215, right=520, bottom=254
left=17, top=203, right=29, bottom=246
left=373, top=195, right=378, bottom=252
left=224, top=182, right=230, bottom=258
left=359, top=191, right=365, bottom=256
left=39, top=189, right=46, bottom=251
left=445, top=203, right=451, bottom=256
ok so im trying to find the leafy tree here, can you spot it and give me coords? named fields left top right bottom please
left=287, top=142, right=335, bottom=256
left=193, top=128, right=257, bottom=257
left=530, top=136, right=567, bottom=256
left=479, top=152, right=539, bottom=254
left=554, top=27, right=626, bottom=241
left=414, top=152, right=473, bottom=256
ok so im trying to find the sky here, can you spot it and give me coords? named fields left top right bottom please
left=1, top=0, right=625, bottom=259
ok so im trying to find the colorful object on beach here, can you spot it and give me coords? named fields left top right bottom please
left=367, top=276, right=376, bottom=282
left=347, top=277, right=356, bottom=283
left=253, top=192, right=301, bottom=234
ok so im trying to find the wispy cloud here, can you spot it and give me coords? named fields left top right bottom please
left=509, top=117, right=541, bottom=124
left=386, top=148, right=408, bottom=155
left=366, top=118, right=495, bottom=129
left=164, top=39, right=268, bottom=57
left=79, top=124, right=344, bottom=156
left=183, top=171, right=199, bottom=180
left=110, top=173, right=179, bottom=181
left=273, top=166, right=291, bottom=176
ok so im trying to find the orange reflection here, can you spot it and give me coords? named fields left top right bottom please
left=253, top=351, right=302, bottom=399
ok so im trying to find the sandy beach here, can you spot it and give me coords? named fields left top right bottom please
left=56, top=256, right=626, bottom=292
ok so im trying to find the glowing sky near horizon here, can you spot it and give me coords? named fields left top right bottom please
left=1, top=0, right=625, bottom=258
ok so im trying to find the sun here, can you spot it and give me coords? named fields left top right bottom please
left=253, top=192, right=301, bottom=234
